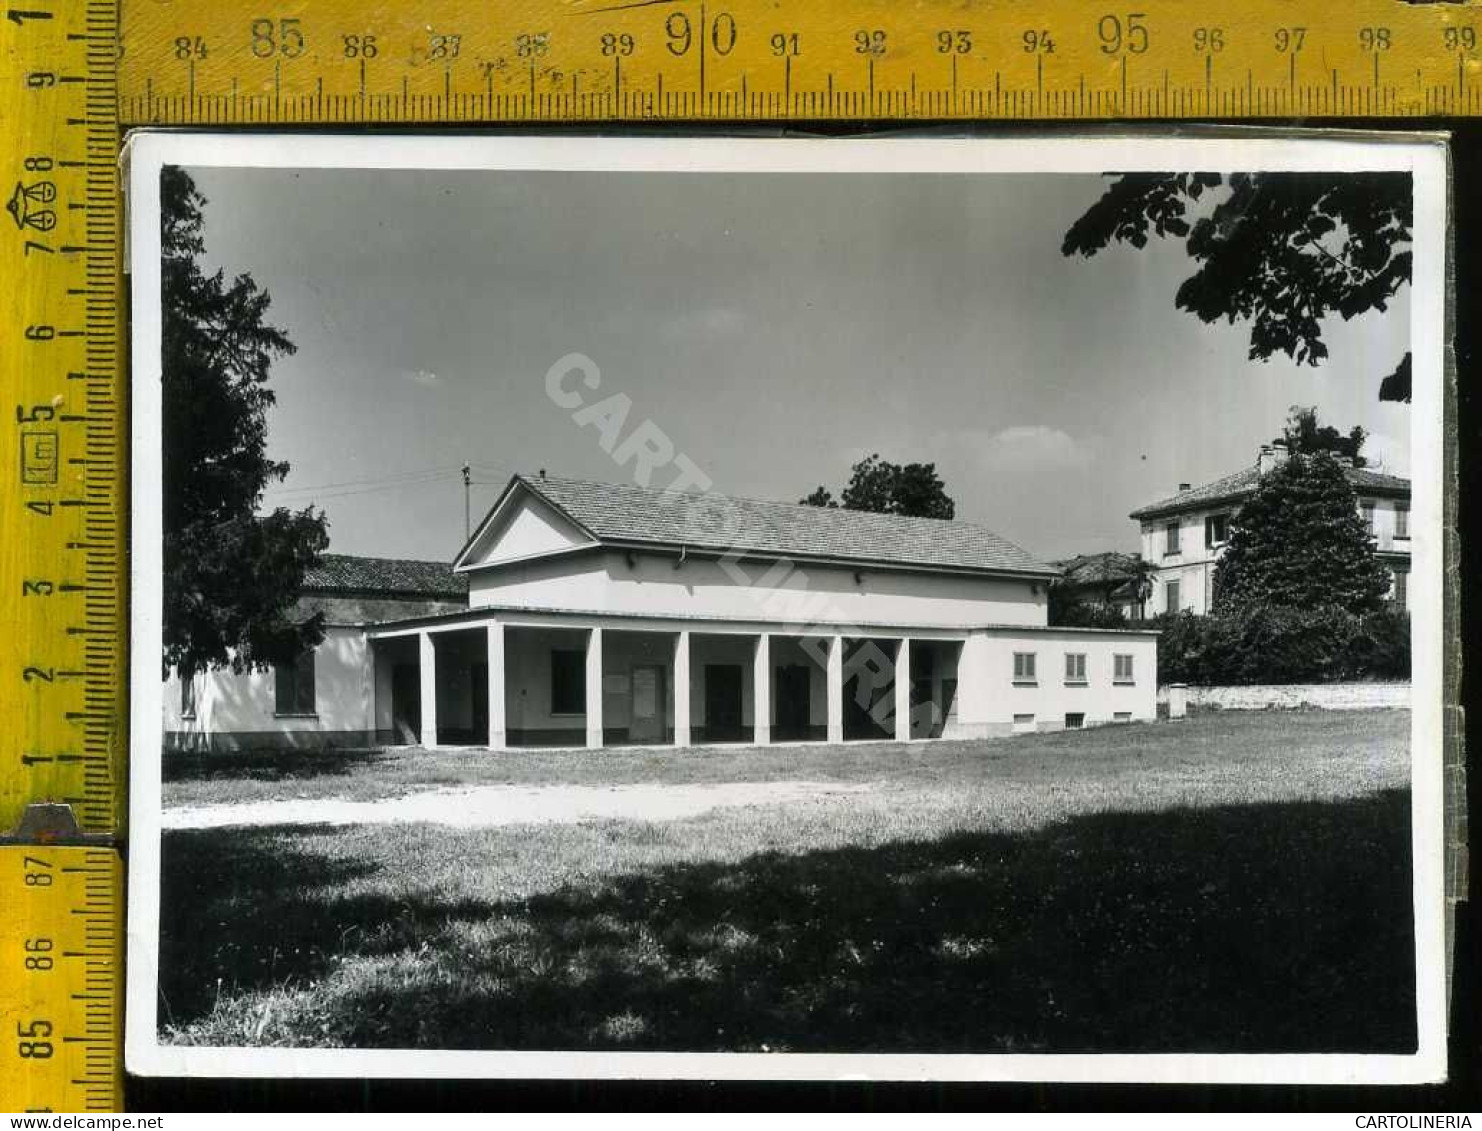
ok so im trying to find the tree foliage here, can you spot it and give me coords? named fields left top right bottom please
left=1154, top=606, right=1409, bottom=685
left=1062, top=171, right=1413, bottom=401
left=801, top=453, right=956, bottom=519
left=162, top=165, right=329, bottom=677
left=1277, top=405, right=1367, bottom=467
left=1212, top=452, right=1392, bottom=616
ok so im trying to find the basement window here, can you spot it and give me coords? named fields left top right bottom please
left=1012, top=713, right=1035, bottom=734
left=1114, top=712, right=1132, bottom=723
left=1065, top=712, right=1085, bottom=730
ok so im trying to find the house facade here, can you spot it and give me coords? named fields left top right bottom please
left=165, top=474, right=1158, bottom=752
left=1052, top=552, right=1148, bottom=621
left=1129, top=443, right=1412, bottom=617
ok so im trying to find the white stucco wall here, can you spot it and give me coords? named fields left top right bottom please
left=467, top=548, right=1047, bottom=629
left=956, top=628, right=1157, bottom=735
left=1140, top=494, right=1410, bottom=616
left=164, top=625, right=375, bottom=750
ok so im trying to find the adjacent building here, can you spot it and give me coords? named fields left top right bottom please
left=165, top=473, right=1158, bottom=752
left=1129, top=442, right=1412, bottom=617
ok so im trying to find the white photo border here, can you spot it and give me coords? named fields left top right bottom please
left=125, top=131, right=1451, bottom=1084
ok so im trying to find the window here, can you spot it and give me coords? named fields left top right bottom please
left=1165, top=579, right=1181, bottom=614
left=180, top=672, right=197, bottom=718
left=550, top=648, right=586, bottom=715
left=1395, top=504, right=1410, bottom=539
left=1012, top=652, right=1037, bottom=683
left=273, top=651, right=316, bottom=716
left=1393, top=568, right=1409, bottom=610
left=1113, top=653, right=1135, bottom=683
left=1114, top=712, right=1132, bottom=723
left=1013, top=713, right=1036, bottom=733
left=1065, top=712, right=1085, bottom=730
left=1064, top=652, right=1087, bottom=684
left=1361, top=502, right=1376, bottom=534
left=1205, top=513, right=1229, bottom=548
left=1164, top=520, right=1181, bottom=555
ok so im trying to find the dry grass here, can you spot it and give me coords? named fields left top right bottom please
left=157, top=709, right=1415, bottom=1053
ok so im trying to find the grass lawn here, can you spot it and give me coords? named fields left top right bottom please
left=158, top=709, right=1415, bottom=1053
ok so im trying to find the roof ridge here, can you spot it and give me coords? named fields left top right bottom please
left=521, top=471, right=1019, bottom=534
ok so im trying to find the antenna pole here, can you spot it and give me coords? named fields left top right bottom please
left=461, top=464, right=471, bottom=541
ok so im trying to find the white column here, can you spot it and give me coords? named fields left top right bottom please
left=419, top=632, right=439, bottom=748
left=585, top=626, right=604, bottom=748
left=673, top=631, right=691, bottom=747
left=894, top=638, right=912, bottom=742
left=826, top=635, right=844, bottom=744
left=486, top=621, right=506, bottom=749
left=753, top=633, right=771, bottom=745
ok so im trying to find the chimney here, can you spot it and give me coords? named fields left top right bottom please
left=1257, top=444, right=1274, bottom=475
left=1177, top=482, right=1191, bottom=492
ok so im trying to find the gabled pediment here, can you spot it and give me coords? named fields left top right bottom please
left=455, top=482, right=596, bottom=571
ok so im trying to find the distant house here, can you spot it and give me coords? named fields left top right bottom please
left=165, top=473, right=1158, bottom=752
left=1129, top=443, right=1412, bottom=617
left=1052, top=551, right=1148, bottom=621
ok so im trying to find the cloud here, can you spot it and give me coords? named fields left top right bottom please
left=402, top=368, right=441, bottom=387
left=660, top=305, right=747, bottom=339
left=968, top=425, right=1093, bottom=473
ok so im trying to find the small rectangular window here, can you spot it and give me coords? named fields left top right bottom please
left=1113, top=653, right=1134, bottom=683
left=180, top=672, right=197, bottom=718
left=1362, top=502, right=1376, bottom=534
left=550, top=648, right=586, bottom=715
left=1064, top=653, right=1087, bottom=683
left=274, top=651, right=316, bottom=716
left=1165, top=579, right=1181, bottom=614
left=1065, top=712, right=1085, bottom=730
left=1012, top=713, right=1035, bottom=733
left=1394, top=568, right=1409, bottom=610
left=1395, top=504, right=1410, bottom=539
left=1205, top=513, right=1228, bottom=548
left=1013, top=652, right=1036, bottom=682
left=1114, top=712, right=1132, bottom=723
left=1164, top=520, right=1181, bottom=555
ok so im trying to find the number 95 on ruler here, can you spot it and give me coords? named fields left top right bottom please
left=0, top=848, right=121, bottom=1112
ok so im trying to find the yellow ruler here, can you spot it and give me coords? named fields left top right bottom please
left=1, top=0, right=124, bottom=1111
left=1, top=0, right=1472, bottom=1113
left=115, top=0, right=1482, bottom=124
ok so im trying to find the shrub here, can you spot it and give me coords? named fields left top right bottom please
left=1155, top=606, right=1410, bottom=686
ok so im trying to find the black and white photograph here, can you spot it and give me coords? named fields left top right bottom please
left=125, top=134, right=1448, bottom=1082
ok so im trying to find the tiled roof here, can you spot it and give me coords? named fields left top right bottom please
left=512, top=474, right=1057, bottom=577
left=1053, top=551, right=1143, bottom=586
left=1129, top=461, right=1410, bottom=520
left=302, top=553, right=468, bottom=598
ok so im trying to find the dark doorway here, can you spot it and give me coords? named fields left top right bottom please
left=702, top=663, right=744, bottom=741
left=391, top=662, right=421, bottom=744
left=843, top=639, right=895, bottom=741
left=471, top=661, right=488, bottom=745
left=774, top=664, right=813, bottom=741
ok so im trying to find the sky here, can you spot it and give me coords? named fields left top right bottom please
left=182, top=164, right=1413, bottom=564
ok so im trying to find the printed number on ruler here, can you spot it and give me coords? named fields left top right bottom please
left=0, top=848, right=122, bottom=1112
left=118, top=0, right=1482, bottom=123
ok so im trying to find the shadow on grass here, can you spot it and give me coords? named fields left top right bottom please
left=163, top=746, right=391, bottom=784
left=159, top=789, right=1416, bottom=1053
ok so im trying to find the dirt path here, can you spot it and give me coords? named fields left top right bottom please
left=161, top=780, right=873, bottom=830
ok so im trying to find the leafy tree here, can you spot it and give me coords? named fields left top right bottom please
left=1061, top=172, right=1413, bottom=401
left=1276, top=405, right=1367, bottom=466
left=1212, top=451, right=1392, bottom=616
left=1047, top=586, right=1128, bottom=628
left=162, top=165, right=329, bottom=678
left=801, top=453, right=955, bottom=519
left=799, top=485, right=837, bottom=508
